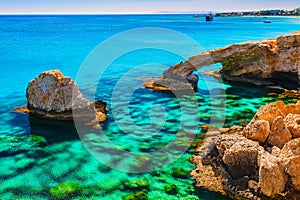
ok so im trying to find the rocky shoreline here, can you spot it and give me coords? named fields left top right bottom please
left=10, top=30, right=300, bottom=199
left=144, top=30, right=300, bottom=91
left=190, top=101, right=300, bottom=199
left=14, top=70, right=108, bottom=124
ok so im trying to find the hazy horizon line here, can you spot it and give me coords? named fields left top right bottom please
left=0, top=8, right=296, bottom=15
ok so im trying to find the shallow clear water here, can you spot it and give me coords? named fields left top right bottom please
left=0, top=15, right=300, bottom=199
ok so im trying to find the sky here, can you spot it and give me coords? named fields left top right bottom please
left=0, top=0, right=299, bottom=14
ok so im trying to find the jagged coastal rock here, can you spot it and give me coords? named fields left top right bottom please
left=190, top=100, right=300, bottom=199
left=145, top=30, right=300, bottom=90
left=14, top=70, right=108, bottom=123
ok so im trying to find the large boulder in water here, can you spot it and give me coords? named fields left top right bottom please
left=15, top=70, right=107, bottom=123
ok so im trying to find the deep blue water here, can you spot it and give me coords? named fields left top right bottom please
left=0, top=15, right=300, bottom=199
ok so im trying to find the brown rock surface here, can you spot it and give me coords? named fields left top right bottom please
left=142, top=77, right=193, bottom=91
left=191, top=101, right=300, bottom=199
left=284, top=114, right=300, bottom=137
left=14, top=70, right=108, bottom=123
left=280, top=138, right=300, bottom=191
left=189, top=156, right=226, bottom=196
left=259, top=152, right=287, bottom=198
left=268, top=116, right=292, bottom=148
left=276, top=100, right=300, bottom=116
left=221, top=137, right=261, bottom=179
left=243, top=119, right=270, bottom=143
left=145, top=31, right=300, bottom=90
left=252, top=104, right=283, bottom=125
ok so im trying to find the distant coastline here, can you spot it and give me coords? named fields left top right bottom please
left=215, top=7, right=300, bottom=17
left=0, top=7, right=299, bottom=16
left=158, top=7, right=300, bottom=17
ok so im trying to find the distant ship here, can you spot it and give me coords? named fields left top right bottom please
left=264, top=20, right=271, bottom=23
left=193, top=14, right=201, bottom=18
left=205, top=12, right=213, bottom=21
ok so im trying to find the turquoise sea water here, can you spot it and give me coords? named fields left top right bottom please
left=0, top=15, right=300, bottom=199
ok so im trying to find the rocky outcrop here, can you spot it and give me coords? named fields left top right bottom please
left=190, top=101, right=300, bottom=199
left=145, top=31, right=300, bottom=91
left=14, top=70, right=108, bottom=123
left=268, top=116, right=292, bottom=148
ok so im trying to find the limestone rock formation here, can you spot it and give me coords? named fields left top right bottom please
left=190, top=101, right=300, bottom=199
left=221, top=136, right=261, bottom=179
left=284, top=114, right=300, bottom=137
left=259, top=151, right=287, bottom=198
left=14, top=70, right=108, bottom=123
left=243, top=120, right=270, bottom=143
left=268, top=116, right=292, bottom=148
left=241, top=101, right=300, bottom=146
left=279, top=138, right=300, bottom=191
left=145, top=31, right=300, bottom=91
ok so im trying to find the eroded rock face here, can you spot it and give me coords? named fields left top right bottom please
left=280, top=138, right=300, bottom=191
left=259, top=152, right=287, bottom=198
left=268, top=116, right=292, bottom=148
left=243, top=119, right=270, bottom=143
left=146, top=31, right=300, bottom=91
left=219, top=135, right=261, bottom=179
left=190, top=101, right=300, bottom=199
left=241, top=101, right=298, bottom=147
left=15, top=70, right=108, bottom=123
left=251, top=104, right=283, bottom=125
left=284, top=114, right=300, bottom=137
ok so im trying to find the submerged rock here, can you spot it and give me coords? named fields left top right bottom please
left=49, top=181, right=83, bottom=199
left=164, top=184, right=178, bottom=195
left=145, top=31, right=300, bottom=91
left=14, top=70, right=108, bottom=123
left=124, top=179, right=150, bottom=190
left=190, top=101, right=300, bottom=199
left=122, top=190, right=148, bottom=200
left=0, top=135, right=47, bottom=156
left=171, top=167, right=190, bottom=179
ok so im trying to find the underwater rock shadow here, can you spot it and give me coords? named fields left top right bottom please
left=194, top=186, right=231, bottom=200
left=224, top=80, right=275, bottom=99
left=29, top=116, right=94, bottom=144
